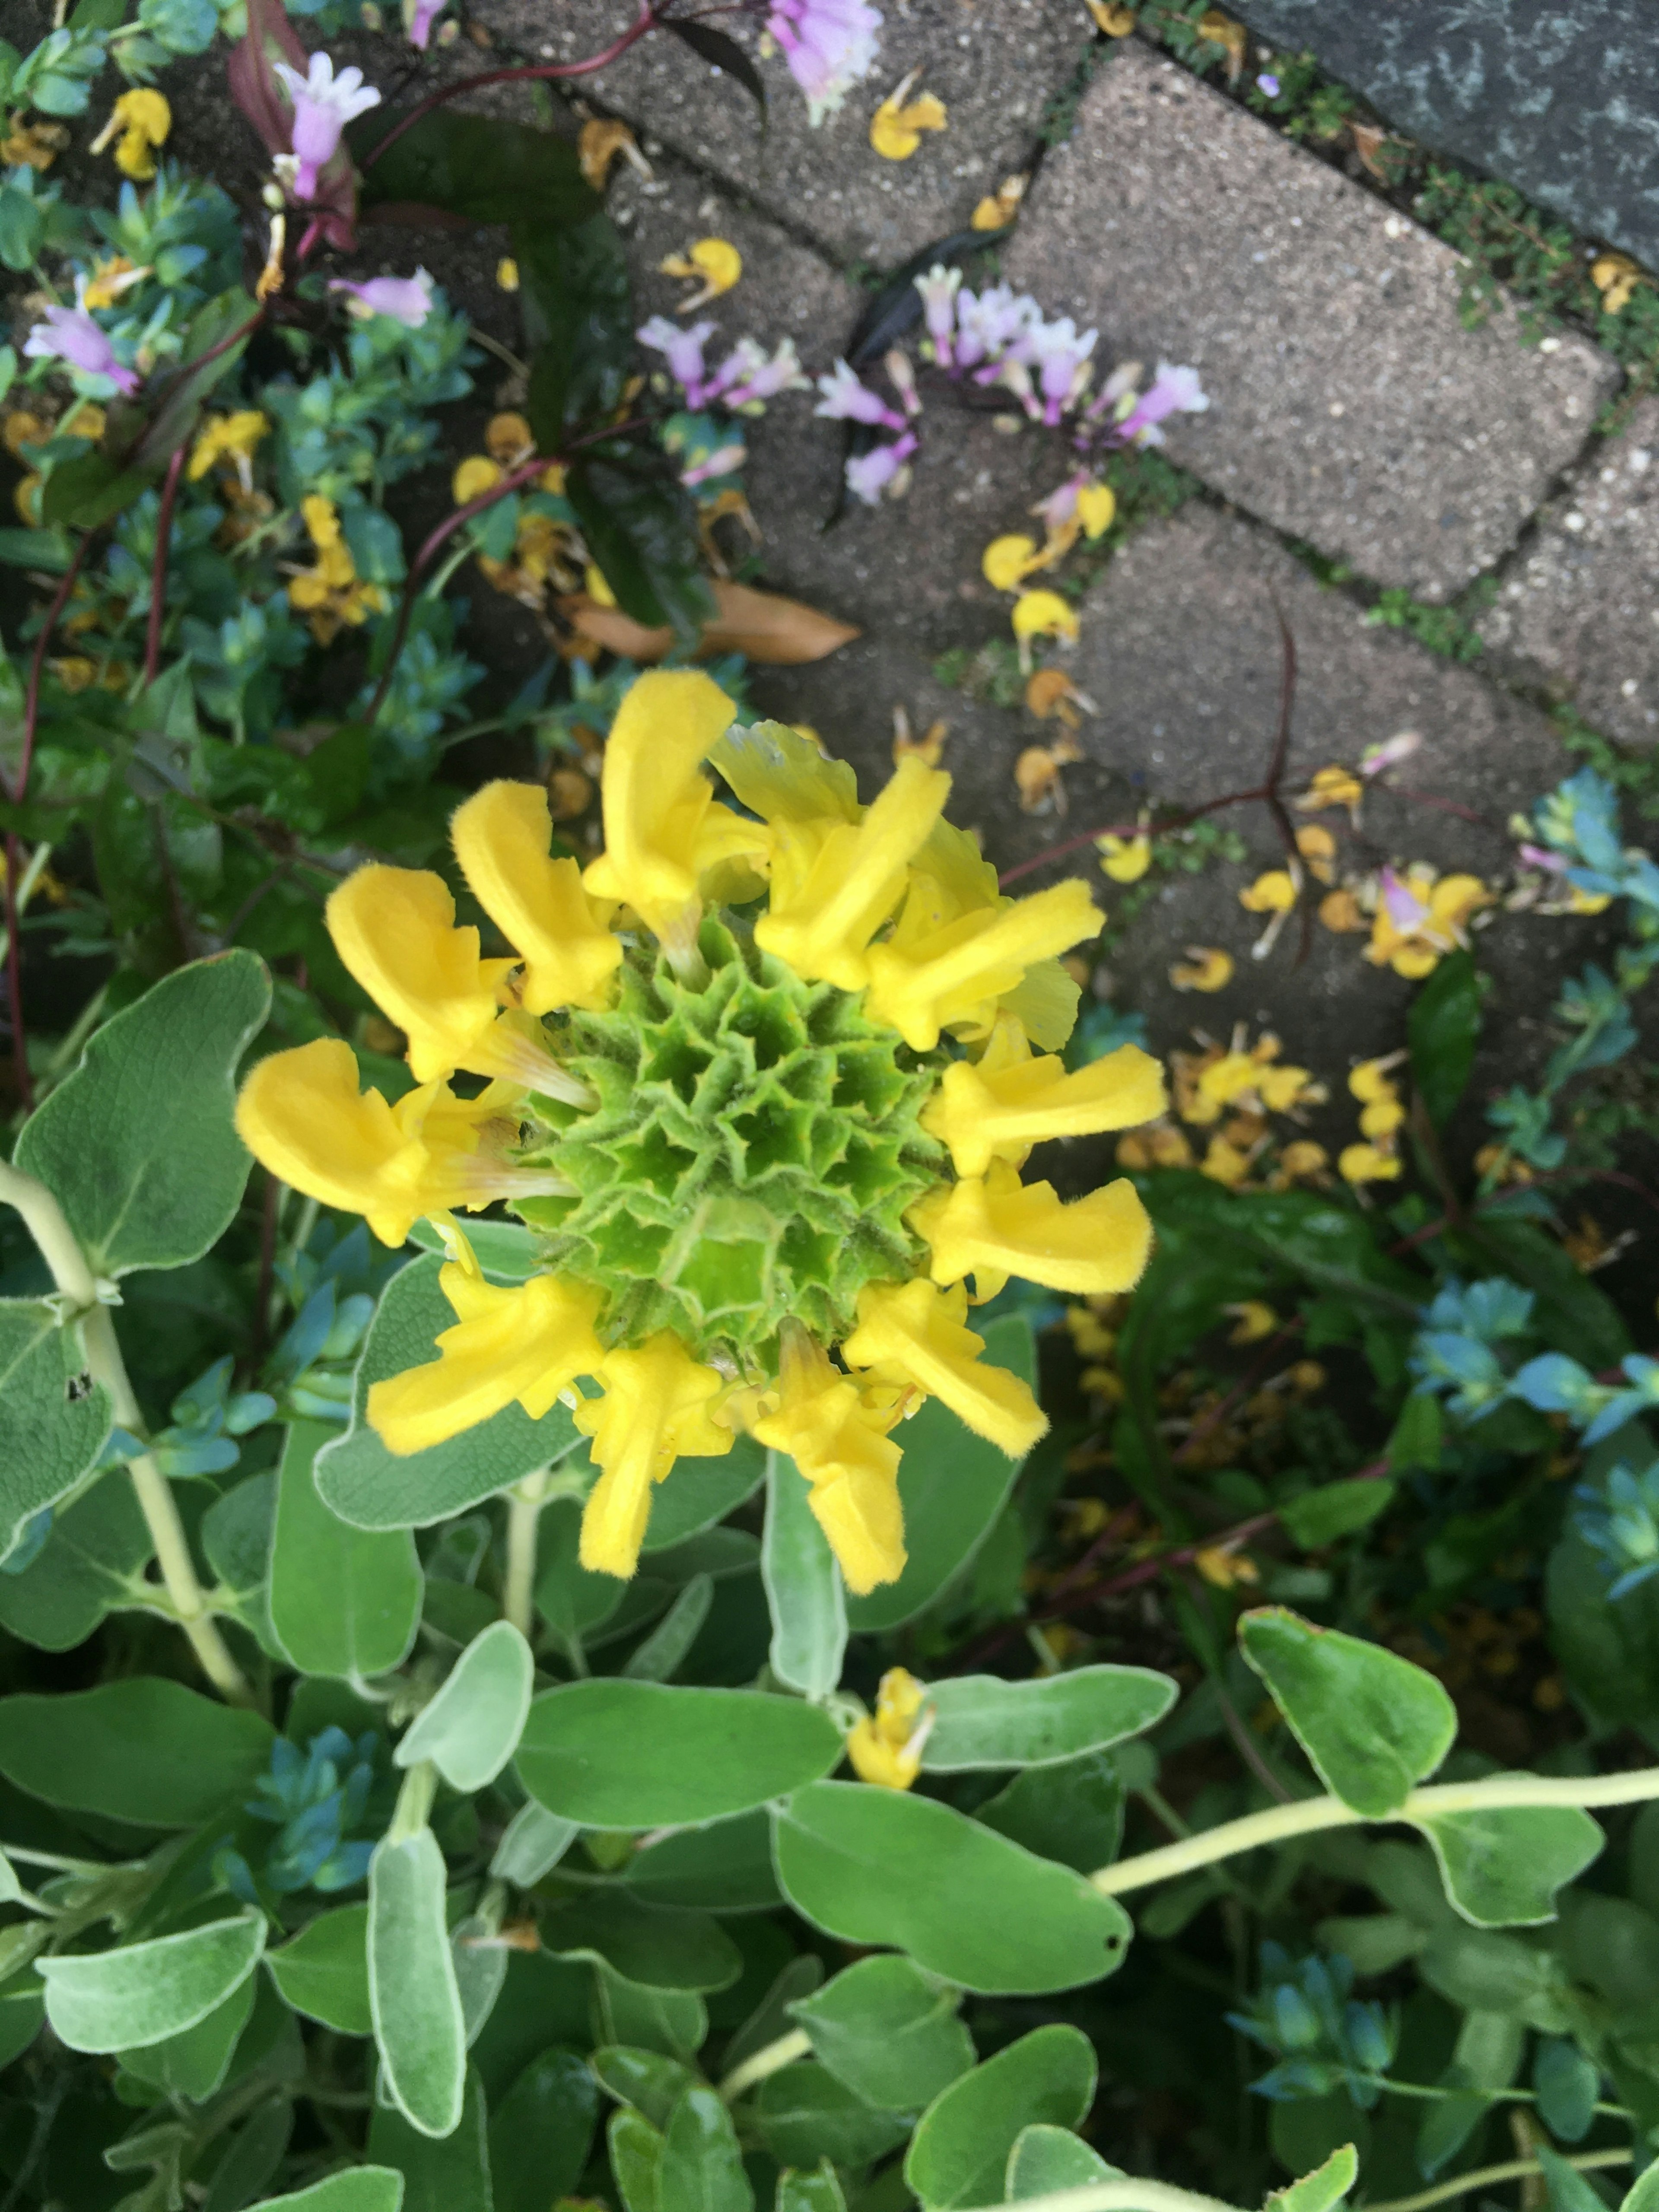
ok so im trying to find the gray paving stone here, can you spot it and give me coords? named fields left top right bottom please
left=1003, top=44, right=1620, bottom=601
left=475, top=0, right=1090, bottom=266
left=1231, top=0, right=1659, bottom=277
left=1478, top=397, right=1659, bottom=750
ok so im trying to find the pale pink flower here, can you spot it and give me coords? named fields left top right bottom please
left=844, top=430, right=916, bottom=505
left=23, top=283, right=139, bottom=394
left=814, top=358, right=905, bottom=431
left=329, top=268, right=434, bottom=327
left=273, top=53, right=382, bottom=200
left=766, top=0, right=883, bottom=121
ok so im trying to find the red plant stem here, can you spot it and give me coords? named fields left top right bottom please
left=358, top=0, right=659, bottom=174
left=1171, top=1320, right=1306, bottom=1465
left=144, top=443, right=188, bottom=688
left=1387, top=783, right=1493, bottom=829
left=15, top=534, right=94, bottom=810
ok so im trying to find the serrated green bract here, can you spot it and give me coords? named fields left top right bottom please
left=516, top=915, right=946, bottom=1361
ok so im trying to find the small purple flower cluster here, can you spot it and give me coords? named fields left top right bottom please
left=764, top=0, right=883, bottom=122
left=636, top=319, right=808, bottom=413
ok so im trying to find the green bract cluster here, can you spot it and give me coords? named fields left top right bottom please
left=522, top=915, right=947, bottom=1360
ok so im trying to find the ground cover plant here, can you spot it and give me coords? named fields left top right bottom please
left=2, top=6, right=1659, bottom=2212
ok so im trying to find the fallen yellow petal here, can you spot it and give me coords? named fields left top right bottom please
left=870, top=78, right=948, bottom=161
left=496, top=257, right=519, bottom=292
left=1085, top=0, right=1136, bottom=29
left=983, top=534, right=1043, bottom=592
left=1169, top=946, right=1233, bottom=992
left=1239, top=868, right=1297, bottom=914
left=1011, top=590, right=1079, bottom=644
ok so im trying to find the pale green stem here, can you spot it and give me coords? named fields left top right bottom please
left=0, top=1160, right=252, bottom=1707
left=1359, top=2076, right=1629, bottom=2122
left=504, top=1469, right=550, bottom=1638
left=1362, top=2147, right=1631, bottom=2212
left=718, top=2027, right=811, bottom=2101
left=388, top=1761, right=437, bottom=1843
left=0, top=1845, right=124, bottom=1875
left=1092, top=1769, right=1659, bottom=1894
left=0, top=840, right=54, bottom=971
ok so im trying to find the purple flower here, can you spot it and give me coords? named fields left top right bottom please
left=407, top=0, right=445, bottom=45
left=1012, top=313, right=1098, bottom=425
left=1114, top=360, right=1209, bottom=445
left=715, top=337, right=808, bottom=409
left=1379, top=866, right=1429, bottom=932
left=1520, top=842, right=1569, bottom=874
left=273, top=52, right=382, bottom=200
left=329, top=268, right=434, bottom=327
left=681, top=441, right=748, bottom=487
left=766, top=0, right=883, bottom=122
left=638, top=315, right=717, bottom=398
left=1256, top=71, right=1280, bottom=95
left=23, top=285, right=139, bottom=395
left=814, top=358, right=906, bottom=431
left=844, top=430, right=916, bottom=505
left=913, top=263, right=961, bottom=367
left=953, top=283, right=1039, bottom=375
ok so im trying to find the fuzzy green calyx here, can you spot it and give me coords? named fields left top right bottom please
left=515, top=915, right=947, bottom=1362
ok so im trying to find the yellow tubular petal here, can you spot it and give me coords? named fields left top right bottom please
left=909, top=1160, right=1154, bottom=1299
left=846, top=1713, right=922, bottom=1787
left=327, top=864, right=512, bottom=1083
left=863, top=876, right=1101, bottom=1050
left=581, top=669, right=754, bottom=941
left=842, top=1277, right=1048, bottom=1458
left=451, top=779, right=622, bottom=1014
left=755, top=754, right=951, bottom=990
left=235, top=1039, right=429, bottom=1246
left=752, top=1325, right=907, bottom=1592
left=921, top=1040, right=1167, bottom=1176
left=575, top=1334, right=732, bottom=1579
left=369, top=1271, right=605, bottom=1455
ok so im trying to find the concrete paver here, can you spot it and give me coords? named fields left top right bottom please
left=1003, top=44, right=1619, bottom=602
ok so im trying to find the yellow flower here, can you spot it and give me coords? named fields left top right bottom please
left=1170, top=946, right=1233, bottom=992
left=1338, top=1142, right=1402, bottom=1187
left=453, top=454, right=502, bottom=505
left=1026, top=669, right=1091, bottom=727
left=1085, top=0, right=1137, bottom=29
left=1360, top=1095, right=1406, bottom=1140
left=846, top=1668, right=932, bottom=1789
left=1364, top=868, right=1490, bottom=979
left=1098, top=820, right=1151, bottom=883
left=1199, top=1135, right=1252, bottom=1187
left=971, top=173, right=1026, bottom=230
left=496, top=257, right=519, bottom=291
left=12, top=474, right=41, bottom=526
left=234, top=1038, right=567, bottom=1247
left=575, top=1335, right=734, bottom=1578
left=1076, top=481, right=1116, bottom=538
left=1257, top=1061, right=1318, bottom=1112
left=450, top=780, right=622, bottom=1014
left=94, top=89, right=170, bottom=180
left=0, top=118, right=68, bottom=169
left=1592, top=252, right=1643, bottom=315
left=370, top=1245, right=606, bottom=1455
left=49, top=656, right=97, bottom=693
left=585, top=564, right=618, bottom=608
left=908, top=1157, right=1154, bottom=1301
left=1239, top=869, right=1297, bottom=913
left=578, top=116, right=649, bottom=191
left=1227, top=1300, right=1278, bottom=1344
left=582, top=669, right=769, bottom=957
left=1011, top=589, right=1079, bottom=665
left=1319, top=887, right=1367, bottom=934
left=1348, top=1055, right=1404, bottom=1105
left=842, top=1278, right=1047, bottom=1456
left=484, top=411, right=535, bottom=463
left=1064, top=1304, right=1117, bottom=1360
left=659, top=237, right=742, bottom=309
left=982, top=533, right=1044, bottom=591
left=1195, top=1545, right=1259, bottom=1590
left=870, top=73, right=947, bottom=160
left=288, top=501, right=385, bottom=641
left=1276, top=1140, right=1329, bottom=1182
left=753, top=1324, right=906, bottom=1594
left=81, top=256, right=145, bottom=310
left=1118, top=1122, right=1193, bottom=1170
left=187, top=410, right=268, bottom=483
left=1295, top=764, right=1363, bottom=824
left=1295, top=823, right=1337, bottom=884
left=920, top=1013, right=1165, bottom=1176
left=864, top=875, right=1100, bottom=1052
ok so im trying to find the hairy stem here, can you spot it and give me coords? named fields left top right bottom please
left=503, top=1473, right=547, bottom=1638
left=1362, top=2148, right=1631, bottom=2212
left=718, top=2027, right=811, bottom=2101
left=1092, top=1767, right=1659, bottom=1894
left=0, top=1160, right=253, bottom=1705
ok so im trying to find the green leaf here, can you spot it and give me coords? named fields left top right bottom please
left=845, top=1317, right=1037, bottom=1632
left=1534, top=2144, right=1613, bottom=2212
left=268, top=1903, right=372, bottom=2034
left=752, top=2063, right=909, bottom=2170
left=317, top=1255, right=582, bottom=1528
left=903, top=2026, right=1096, bottom=2210
left=368, top=2069, right=491, bottom=2212
left=975, top=1751, right=1125, bottom=1875
left=257, top=2175, right=405, bottom=2212
left=0, top=1299, right=112, bottom=1562
left=39, top=448, right=153, bottom=528
left=1619, top=2160, right=1659, bottom=2212
left=369, top=1828, right=467, bottom=2138
left=395, top=1620, right=533, bottom=1791
left=120, top=1971, right=256, bottom=2099
left=1239, top=1608, right=1457, bottom=1815
left=1548, top=1518, right=1659, bottom=1729
left=763, top=1450, right=846, bottom=1701
left=1005, top=2124, right=1119, bottom=2196
left=790, top=1956, right=973, bottom=2112
left=0, top=1986, right=43, bottom=2072
left=1408, top=950, right=1485, bottom=1127
left=920, top=1666, right=1176, bottom=1772
left=597, top=1966, right=707, bottom=2061
left=353, top=108, right=597, bottom=228
left=518, top=212, right=634, bottom=442
left=1267, top=2144, right=1360, bottom=2212
left=491, top=1801, right=578, bottom=1888
left=642, top=1437, right=766, bottom=1550
left=566, top=446, right=713, bottom=638
left=0, top=1678, right=273, bottom=1824
left=38, top=1911, right=265, bottom=2053
left=490, top=2048, right=599, bottom=2212
left=1412, top=1802, right=1604, bottom=1927
left=270, top=1420, right=421, bottom=1678
left=1279, top=1479, right=1397, bottom=1551
left=776, top=2162, right=846, bottom=2212
left=660, top=2085, right=753, bottom=2212
left=539, top=1891, right=741, bottom=1993
left=516, top=1681, right=842, bottom=1828
left=1534, top=2038, right=1600, bottom=2144
left=622, top=1810, right=781, bottom=1914
left=610, top=2106, right=664, bottom=2212
left=623, top=1574, right=713, bottom=1682
left=15, top=950, right=270, bottom=1278
left=593, top=2046, right=697, bottom=2129
left=773, top=1783, right=1131, bottom=1995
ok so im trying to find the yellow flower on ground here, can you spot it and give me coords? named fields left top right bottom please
left=496, top=257, right=519, bottom=291
left=1239, top=869, right=1296, bottom=913
left=1098, top=819, right=1152, bottom=883
left=1117, top=1121, right=1194, bottom=1170
left=1227, top=1300, right=1278, bottom=1344
left=188, top=410, right=268, bottom=483
left=982, top=534, right=1044, bottom=591
left=870, top=72, right=947, bottom=159
left=1199, top=1135, right=1252, bottom=1187
left=1276, top=1140, right=1329, bottom=1182
left=971, top=173, right=1025, bottom=229
left=1, top=118, right=68, bottom=169
left=1170, top=946, right=1234, bottom=992
left=1339, top=1142, right=1403, bottom=1187
left=1295, top=823, right=1337, bottom=884
left=485, top=411, right=535, bottom=463
left=578, top=116, right=650, bottom=190
left=1592, top=252, right=1643, bottom=315
left=1364, top=867, right=1491, bottom=979
left=93, top=89, right=170, bottom=180
left=233, top=680, right=1161, bottom=1596
left=660, top=237, right=742, bottom=309
left=1012, top=589, right=1079, bottom=667
left=1076, top=481, right=1117, bottom=538
left=1294, top=764, right=1364, bottom=824
left=847, top=1668, right=933, bottom=1789
left=1319, top=887, right=1367, bottom=934
left=453, top=454, right=502, bottom=505
left=82, top=257, right=146, bottom=310
left=1360, top=1095, right=1406, bottom=1140
left=1026, top=669, right=1092, bottom=727
left=1085, top=0, right=1136, bottom=30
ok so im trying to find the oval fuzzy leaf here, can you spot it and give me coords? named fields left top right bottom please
left=0, top=1299, right=112, bottom=1564
left=516, top=1681, right=842, bottom=1829
left=1412, top=1802, right=1605, bottom=1928
left=316, top=1255, right=581, bottom=1529
left=921, top=1666, right=1177, bottom=1772
left=38, top=1912, right=265, bottom=2053
left=258, top=2175, right=405, bottom=2212
left=0, top=1678, right=273, bottom=1825
left=1006, top=2125, right=1120, bottom=2197
left=270, top=1420, right=421, bottom=1678
left=395, top=1620, right=533, bottom=1792
left=773, top=1783, right=1131, bottom=1995
left=269, top=1903, right=372, bottom=2034
left=789, top=1956, right=973, bottom=2112
left=1240, top=1608, right=1457, bottom=1816
left=540, top=1894, right=742, bottom=1996
left=369, top=1829, right=467, bottom=2138
left=1268, top=2144, right=1359, bottom=2212
left=15, top=951, right=270, bottom=1278
left=903, top=2025, right=1096, bottom=2210
left=763, top=1450, right=846, bottom=1702
left=659, top=2084, right=753, bottom=2212
left=845, top=1317, right=1037, bottom=1633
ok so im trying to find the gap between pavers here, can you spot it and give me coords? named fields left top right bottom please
left=1003, top=41, right=1619, bottom=603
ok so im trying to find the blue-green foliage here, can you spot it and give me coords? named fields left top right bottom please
left=220, top=1729, right=381, bottom=1901
left=1572, top=1462, right=1659, bottom=1599
left=1228, top=1946, right=1395, bottom=2105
